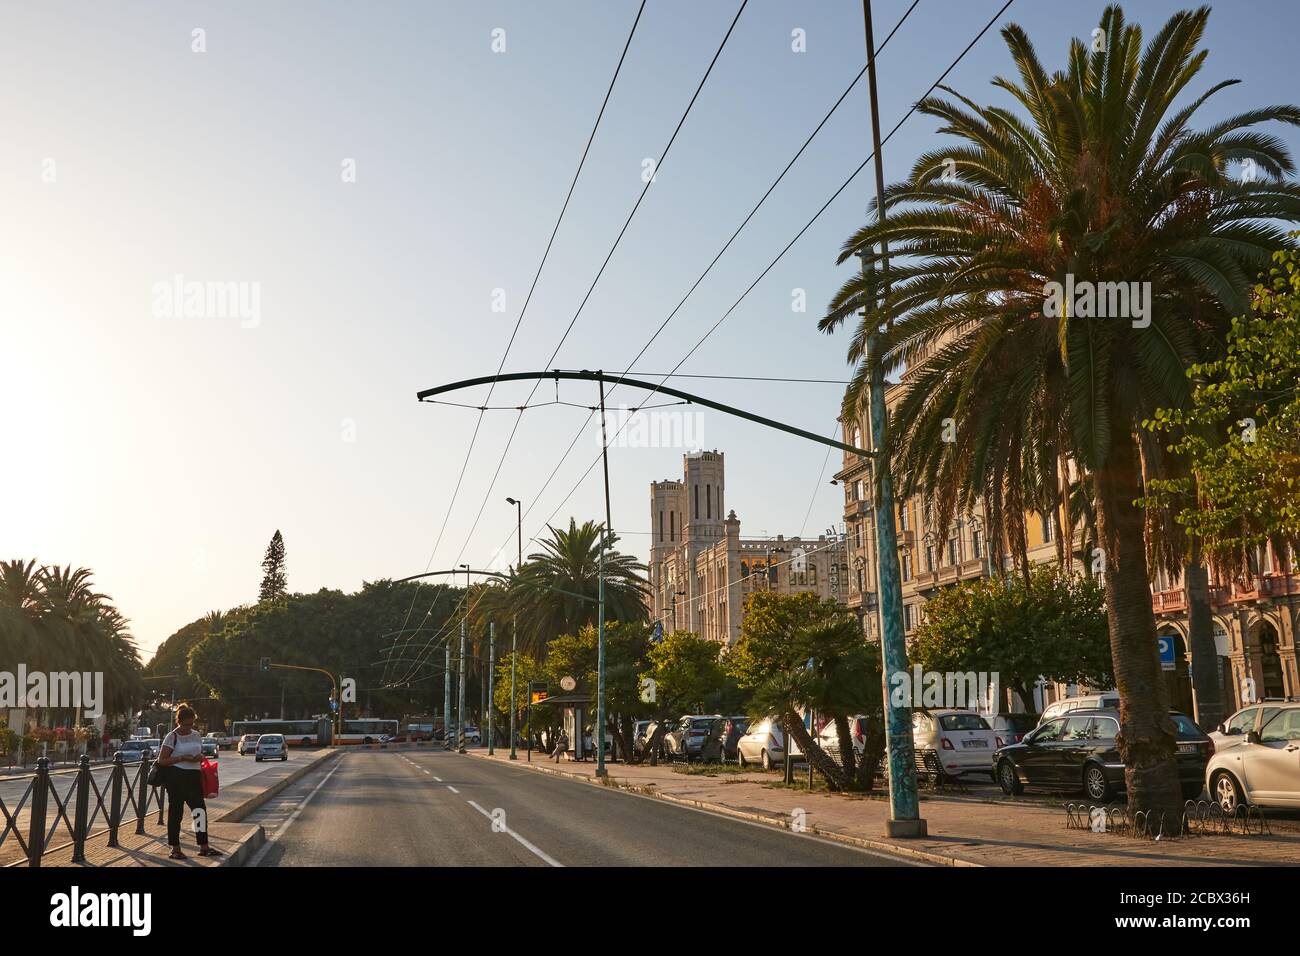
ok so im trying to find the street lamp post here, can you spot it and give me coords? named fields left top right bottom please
left=862, top=0, right=925, bottom=838
left=457, top=563, right=469, bottom=754
left=487, top=622, right=495, bottom=755
left=506, top=496, right=522, bottom=759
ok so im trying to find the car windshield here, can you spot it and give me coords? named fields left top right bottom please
left=939, top=714, right=990, bottom=731
left=690, top=718, right=715, bottom=730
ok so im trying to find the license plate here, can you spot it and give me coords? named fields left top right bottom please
left=961, top=739, right=988, bottom=748
left=1177, top=743, right=1199, bottom=754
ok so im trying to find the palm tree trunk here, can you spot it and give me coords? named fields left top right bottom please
left=784, top=712, right=848, bottom=791
left=833, top=714, right=856, bottom=777
left=1184, top=542, right=1224, bottom=731
left=1092, top=426, right=1183, bottom=823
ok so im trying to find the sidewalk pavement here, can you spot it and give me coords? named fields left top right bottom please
left=467, top=749, right=1300, bottom=867
left=4, top=747, right=341, bottom=868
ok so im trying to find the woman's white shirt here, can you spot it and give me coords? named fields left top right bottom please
left=163, top=729, right=203, bottom=771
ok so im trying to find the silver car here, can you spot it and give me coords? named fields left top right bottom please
left=119, top=739, right=159, bottom=763
left=255, top=733, right=288, bottom=762
left=1206, top=703, right=1300, bottom=810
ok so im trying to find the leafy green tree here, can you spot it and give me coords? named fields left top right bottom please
left=638, top=630, right=727, bottom=761
left=909, top=566, right=1113, bottom=712
left=1147, top=246, right=1300, bottom=557
left=259, top=530, right=288, bottom=602
left=819, top=5, right=1300, bottom=820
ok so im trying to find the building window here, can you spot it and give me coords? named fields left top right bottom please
left=1041, top=513, right=1054, bottom=543
left=972, top=529, right=982, bottom=558
left=670, top=511, right=675, bottom=541
left=901, top=554, right=912, bottom=583
left=903, top=604, right=914, bottom=631
left=925, top=545, right=936, bottom=573
left=694, top=486, right=699, bottom=520
left=659, top=510, right=664, bottom=541
left=899, top=503, right=910, bottom=531
left=706, top=484, right=712, bottom=520
left=948, top=536, right=959, bottom=566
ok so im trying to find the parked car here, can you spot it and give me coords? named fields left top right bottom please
left=995, top=709, right=1212, bottom=801
left=237, top=734, right=260, bottom=756
left=255, top=733, right=288, bottom=762
left=200, top=738, right=218, bottom=758
left=119, top=739, right=159, bottom=763
left=736, top=716, right=804, bottom=770
left=1038, top=692, right=1120, bottom=725
left=1206, top=702, right=1300, bottom=810
left=913, top=710, right=1000, bottom=780
left=1209, top=702, right=1287, bottom=752
left=989, top=713, right=1038, bottom=748
left=203, top=731, right=236, bottom=751
left=461, top=726, right=481, bottom=745
left=664, top=715, right=723, bottom=761
left=719, top=716, right=750, bottom=762
left=633, top=720, right=653, bottom=754
left=815, top=715, right=870, bottom=762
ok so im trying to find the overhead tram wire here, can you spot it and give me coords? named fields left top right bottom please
left=489, top=0, right=1016, bottom=570
left=385, top=2, right=648, bottom=685
left=446, top=0, right=921, bottom=579
left=436, top=0, right=752, bottom=595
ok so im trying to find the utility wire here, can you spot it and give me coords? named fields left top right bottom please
left=386, top=3, right=647, bottom=683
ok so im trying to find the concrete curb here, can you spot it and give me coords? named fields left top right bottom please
left=218, top=748, right=344, bottom=823
left=464, top=750, right=982, bottom=868
left=217, top=824, right=266, bottom=867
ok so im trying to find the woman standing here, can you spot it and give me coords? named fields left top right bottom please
left=157, top=704, right=222, bottom=860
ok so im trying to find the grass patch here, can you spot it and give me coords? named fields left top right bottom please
left=670, top=762, right=765, bottom=777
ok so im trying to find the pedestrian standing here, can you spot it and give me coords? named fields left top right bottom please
left=157, top=704, right=222, bottom=860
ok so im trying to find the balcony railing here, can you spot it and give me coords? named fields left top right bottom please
left=1153, top=573, right=1298, bottom=614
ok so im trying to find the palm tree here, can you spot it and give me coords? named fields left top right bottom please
left=820, top=5, right=1300, bottom=819
left=505, top=519, right=649, bottom=659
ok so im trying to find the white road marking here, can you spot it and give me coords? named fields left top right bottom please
left=248, top=757, right=346, bottom=867
left=446, top=785, right=459, bottom=793
left=432, top=776, right=442, bottom=782
left=467, top=799, right=563, bottom=867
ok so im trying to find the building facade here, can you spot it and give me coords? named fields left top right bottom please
left=836, top=366, right=1299, bottom=716
left=648, top=450, right=847, bottom=646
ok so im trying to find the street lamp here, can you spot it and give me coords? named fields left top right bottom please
left=457, top=562, right=469, bottom=753
left=506, top=496, right=522, bottom=759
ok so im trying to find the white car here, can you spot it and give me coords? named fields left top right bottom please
left=815, top=715, right=870, bottom=761
left=237, top=733, right=260, bottom=756
left=255, top=733, right=288, bottom=762
left=913, top=709, right=999, bottom=779
left=1209, top=702, right=1286, bottom=752
left=1038, top=692, right=1119, bottom=725
left=736, top=716, right=803, bottom=770
left=1206, top=703, right=1300, bottom=810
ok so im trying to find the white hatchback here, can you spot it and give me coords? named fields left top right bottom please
left=913, top=709, right=999, bottom=779
left=1206, top=704, right=1300, bottom=810
left=736, top=716, right=803, bottom=770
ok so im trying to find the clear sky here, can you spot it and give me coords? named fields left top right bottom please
left=3, top=0, right=1297, bottom=659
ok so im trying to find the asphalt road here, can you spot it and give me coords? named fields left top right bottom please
left=247, top=749, right=918, bottom=867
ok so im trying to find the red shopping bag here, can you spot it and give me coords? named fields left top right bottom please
left=200, top=757, right=220, bottom=799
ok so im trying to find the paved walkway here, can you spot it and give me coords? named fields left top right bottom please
left=466, top=750, right=1300, bottom=867
left=3, top=748, right=340, bottom=867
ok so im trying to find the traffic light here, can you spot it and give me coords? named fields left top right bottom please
left=260, top=657, right=270, bottom=673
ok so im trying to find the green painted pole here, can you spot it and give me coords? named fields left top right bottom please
left=863, top=0, right=924, bottom=837
left=487, top=622, right=495, bottom=755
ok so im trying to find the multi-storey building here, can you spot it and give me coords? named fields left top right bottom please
left=647, top=449, right=847, bottom=646
left=836, top=367, right=1299, bottom=715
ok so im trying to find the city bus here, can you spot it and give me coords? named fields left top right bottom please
left=230, top=718, right=331, bottom=747
left=397, top=713, right=445, bottom=742
left=335, top=718, right=399, bottom=745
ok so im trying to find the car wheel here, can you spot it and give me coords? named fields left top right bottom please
left=1083, top=763, right=1112, bottom=802
left=282, top=755, right=288, bottom=762
left=1212, top=771, right=1244, bottom=812
left=255, top=756, right=262, bottom=762
left=737, top=750, right=747, bottom=768
left=997, top=760, right=1024, bottom=796
left=761, top=749, right=772, bottom=771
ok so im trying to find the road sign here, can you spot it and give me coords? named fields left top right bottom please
left=1157, top=635, right=1177, bottom=671
left=530, top=690, right=549, bottom=704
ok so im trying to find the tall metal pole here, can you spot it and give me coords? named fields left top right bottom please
left=863, top=0, right=924, bottom=838
left=596, top=373, right=612, bottom=777
left=487, top=622, right=496, bottom=755
left=510, top=496, right=521, bottom=760
left=443, top=646, right=451, bottom=751
left=457, top=616, right=468, bottom=754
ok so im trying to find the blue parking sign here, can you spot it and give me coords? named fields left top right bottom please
left=1157, top=635, right=1177, bottom=671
